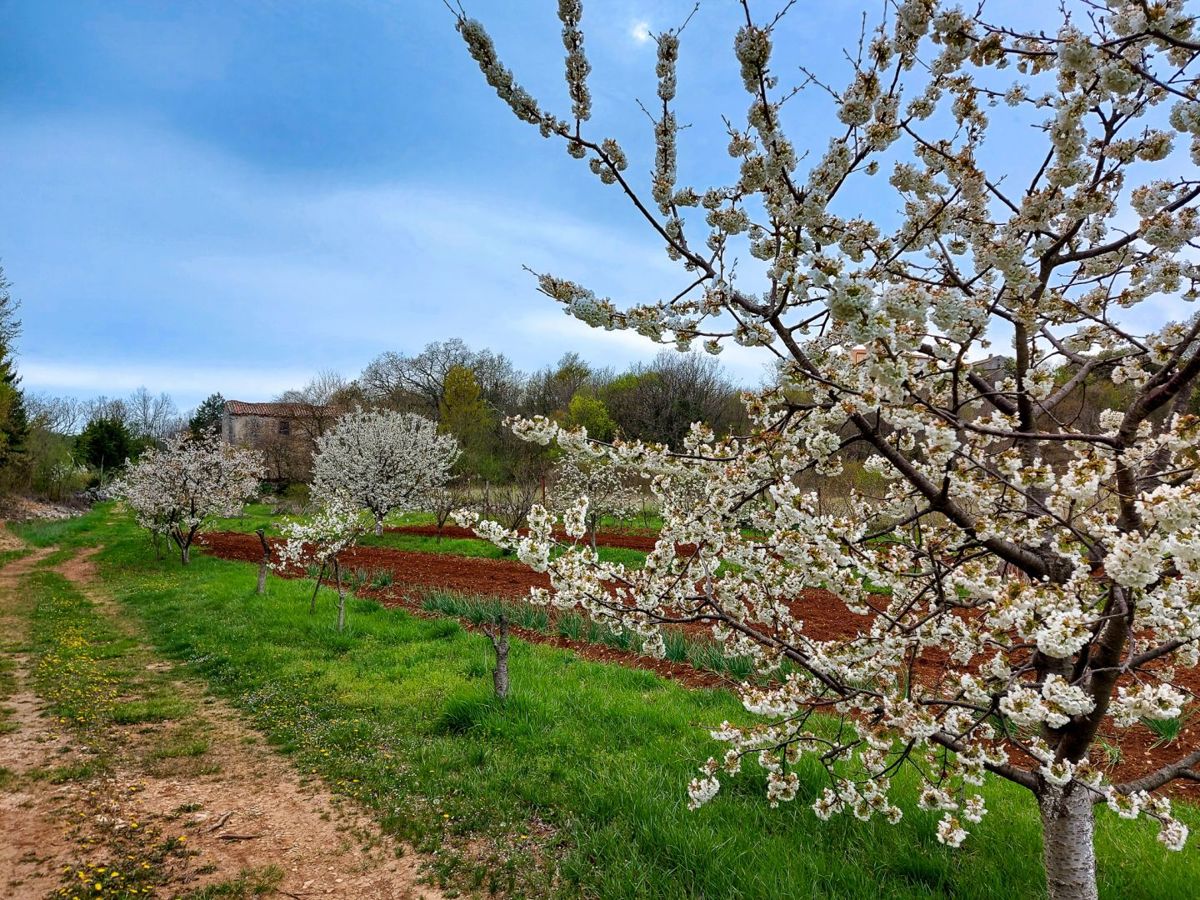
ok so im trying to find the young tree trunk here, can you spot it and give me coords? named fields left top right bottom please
left=335, top=560, right=346, bottom=633
left=483, top=612, right=510, bottom=700
left=309, top=561, right=327, bottom=614
left=255, top=528, right=271, bottom=595
left=374, top=517, right=384, bottom=537
left=1039, top=786, right=1098, bottom=900
left=180, top=542, right=190, bottom=565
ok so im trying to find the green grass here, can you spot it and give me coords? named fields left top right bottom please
left=10, top=511, right=109, bottom=549
left=360, top=527, right=649, bottom=567
left=110, top=696, right=193, bottom=724
left=150, top=729, right=212, bottom=759
left=0, top=547, right=30, bottom=569
left=207, top=502, right=284, bottom=535
left=422, top=592, right=552, bottom=632
left=181, top=865, right=284, bottom=899
left=422, top=592, right=759, bottom=681
left=1143, top=715, right=1189, bottom=748
left=15, top=505, right=1200, bottom=898
left=22, top=563, right=195, bottom=748
left=27, top=568, right=138, bottom=735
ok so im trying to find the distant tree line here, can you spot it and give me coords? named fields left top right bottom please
left=268, top=339, right=751, bottom=487
left=16, top=318, right=1173, bottom=507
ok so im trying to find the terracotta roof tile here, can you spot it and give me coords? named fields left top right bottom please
left=225, top=400, right=332, bottom=418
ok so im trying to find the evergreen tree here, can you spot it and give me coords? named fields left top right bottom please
left=76, top=416, right=135, bottom=479
left=0, top=265, right=28, bottom=482
left=189, top=392, right=226, bottom=437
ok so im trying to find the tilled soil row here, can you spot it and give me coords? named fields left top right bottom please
left=386, top=524, right=670, bottom=553
left=198, top=531, right=1200, bottom=800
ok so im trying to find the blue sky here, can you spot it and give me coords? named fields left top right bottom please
left=3, top=0, right=1165, bottom=412
left=0, top=0, right=900, bottom=410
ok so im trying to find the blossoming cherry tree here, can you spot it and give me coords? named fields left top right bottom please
left=275, top=498, right=372, bottom=632
left=312, top=408, right=459, bottom=535
left=117, top=430, right=263, bottom=565
left=549, top=455, right=641, bottom=548
left=454, top=1, right=1200, bottom=897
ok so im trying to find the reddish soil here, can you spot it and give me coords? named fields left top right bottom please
left=202, top=530, right=553, bottom=599
left=198, top=531, right=1200, bottom=800
left=388, top=523, right=693, bottom=554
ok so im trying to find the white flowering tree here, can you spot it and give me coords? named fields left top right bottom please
left=549, top=455, right=641, bottom=548
left=275, top=498, right=371, bottom=632
left=116, top=431, right=263, bottom=565
left=312, top=408, right=459, bottom=535
left=454, top=2, right=1200, bottom=897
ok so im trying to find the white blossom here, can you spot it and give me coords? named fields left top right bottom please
left=312, top=408, right=459, bottom=533
left=456, top=0, right=1200, bottom=877
left=115, top=431, right=263, bottom=564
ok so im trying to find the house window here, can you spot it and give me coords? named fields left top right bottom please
left=278, top=419, right=291, bottom=436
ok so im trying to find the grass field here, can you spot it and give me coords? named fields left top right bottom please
left=9, top=505, right=1199, bottom=898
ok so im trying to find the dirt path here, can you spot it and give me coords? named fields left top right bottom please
left=0, top=548, right=78, bottom=899
left=0, top=544, right=443, bottom=899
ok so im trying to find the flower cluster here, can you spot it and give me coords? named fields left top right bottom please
left=311, top=408, right=459, bottom=533
left=455, top=0, right=1200, bottom=876
left=548, top=455, right=641, bottom=543
left=114, top=430, right=263, bottom=564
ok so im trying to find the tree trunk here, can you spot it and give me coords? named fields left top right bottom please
left=335, top=561, right=346, bottom=633
left=309, top=562, right=327, bottom=614
left=374, top=518, right=384, bottom=537
left=180, top=543, right=190, bottom=566
left=1039, top=786, right=1098, bottom=900
left=484, top=612, right=509, bottom=700
left=255, top=529, right=270, bottom=596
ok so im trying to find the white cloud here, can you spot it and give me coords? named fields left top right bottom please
left=1, top=114, right=694, bottom=404
left=21, top=359, right=317, bottom=408
left=629, top=20, right=652, bottom=44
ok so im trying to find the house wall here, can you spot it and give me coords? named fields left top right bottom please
left=222, top=412, right=313, bottom=482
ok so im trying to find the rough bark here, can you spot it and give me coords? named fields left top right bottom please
left=484, top=612, right=510, bottom=700
left=1039, top=786, right=1098, bottom=900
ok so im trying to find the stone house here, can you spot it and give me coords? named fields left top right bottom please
left=222, top=400, right=338, bottom=483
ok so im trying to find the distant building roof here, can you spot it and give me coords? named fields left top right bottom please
left=225, top=400, right=330, bottom=418
left=971, top=354, right=1012, bottom=372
